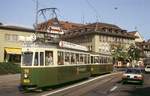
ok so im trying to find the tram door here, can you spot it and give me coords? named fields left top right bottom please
left=33, top=52, right=44, bottom=66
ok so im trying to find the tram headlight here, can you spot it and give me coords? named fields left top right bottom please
left=24, top=73, right=28, bottom=78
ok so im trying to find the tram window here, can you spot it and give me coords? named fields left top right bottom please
left=84, top=55, right=87, bottom=64
left=105, top=57, right=107, bottom=63
left=101, top=57, right=104, bottom=63
left=80, top=54, right=84, bottom=64
left=76, top=54, right=79, bottom=64
left=106, top=57, right=108, bottom=63
left=94, top=56, right=99, bottom=64
left=22, top=52, right=33, bottom=66
left=65, top=52, right=70, bottom=65
left=58, top=51, right=64, bottom=65
left=40, top=52, right=44, bottom=66
left=107, top=58, right=109, bottom=63
left=88, top=55, right=90, bottom=64
left=34, top=52, right=38, bottom=66
left=91, top=56, right=93, bottom=64
left=99, top=57, right=102, bottom=64
left=71, top=53, right=75, bottom=64
left=45, top=51, right=53, bottom=66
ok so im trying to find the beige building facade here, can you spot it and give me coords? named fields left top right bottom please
left=62, top=23, right=135, bottom=55
left=129, top=31, right=144, bottom=43
left=0, top=25, right=34, bottom=62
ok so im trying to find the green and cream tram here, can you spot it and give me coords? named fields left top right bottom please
left=20, top=41, right=113, bottom=90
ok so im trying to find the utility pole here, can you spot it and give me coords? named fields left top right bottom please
left=35, top=0, right=39, bottom=34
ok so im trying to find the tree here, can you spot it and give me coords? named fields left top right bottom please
left=111, top=44, right=128, bottom=65
left=128, top=44, right=141, bottom=67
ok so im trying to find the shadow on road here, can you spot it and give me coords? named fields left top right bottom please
left=128, top=87, right=150, bottom=96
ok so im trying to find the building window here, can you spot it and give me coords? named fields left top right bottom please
left=5, top=34, right=18, bottom=42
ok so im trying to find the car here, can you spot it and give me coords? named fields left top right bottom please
left=145, top=65, right=150, bottom=73
left=122, top=68, right=144, bottom=84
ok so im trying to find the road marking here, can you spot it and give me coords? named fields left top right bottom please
left=110, top=86, right=118, bottom=92
left=41, top=72, right=122, bottom=96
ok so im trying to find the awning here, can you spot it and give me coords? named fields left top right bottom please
left=5, top=48, right=21, bottom=54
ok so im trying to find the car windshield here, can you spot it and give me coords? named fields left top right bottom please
left=22, top=52, right=33, bottom=66
left=125, top=69, right=141, bottom=74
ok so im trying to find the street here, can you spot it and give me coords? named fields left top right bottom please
left=81, top=73, right=150, bottom=96
left=0, top=72, right=150, bottom=96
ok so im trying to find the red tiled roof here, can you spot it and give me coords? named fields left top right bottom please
left=62, top=22, right=135, bottom=39
left=38, top=18, right=84, bottom=31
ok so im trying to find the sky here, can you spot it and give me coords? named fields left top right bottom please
left=0, top=0, right=150, bottom=40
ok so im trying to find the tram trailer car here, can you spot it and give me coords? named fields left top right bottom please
left=20, top=43, right=113, bottom=90
left=90, top=53, right=113, bottom=75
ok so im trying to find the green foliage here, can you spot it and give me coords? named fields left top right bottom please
left=111, top=43, right=141, bottom=63
left=111, top=44, right=128, bottom=61
left=0, top=62, right=20, bottom=75
left=128, top=44, right=140, bottom=61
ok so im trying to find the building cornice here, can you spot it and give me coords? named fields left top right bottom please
left=0, top=25, right=35, bottom=33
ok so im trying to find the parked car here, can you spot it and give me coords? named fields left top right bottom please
left=145, top=65, right=150, bottom=73
left=122, top=68, right=144, bottom=84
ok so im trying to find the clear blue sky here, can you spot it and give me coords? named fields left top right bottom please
left=0, top=0, right=150, bottom=40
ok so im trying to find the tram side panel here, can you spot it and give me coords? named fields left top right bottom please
left=57, top=65, right=91, bottom=84
left=91, top=64, right=106, bottom=75
left=90, top=64, right=113, bottom=75
left=21, top=65, right=91, bottom=89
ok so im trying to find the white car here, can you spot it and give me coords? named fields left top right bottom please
left=145, top=65, right=150, bottom=73
left=122, top=68, right=144, bottom=84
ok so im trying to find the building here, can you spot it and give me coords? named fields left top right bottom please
left=129, top=31, right=144, bottom=42
left=136, top=41, right=150, bottom=58
left=38, top=19, right=135, bottom=54
left=136, top=41, right=150, bottom=65
left=62, top=22, right=135, bottom=55
left=129, top=31, right=150, bottom=65
left=38, top=19, right=137, bottom=67
left=0, top=25, right=34, bottom=63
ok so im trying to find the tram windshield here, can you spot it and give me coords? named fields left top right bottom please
left=22, top=52, right=33, bottom=66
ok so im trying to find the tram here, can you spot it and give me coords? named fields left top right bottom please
left=20, top=40, right=113, bottom=90
left=19, top=6, right=113, bottom=90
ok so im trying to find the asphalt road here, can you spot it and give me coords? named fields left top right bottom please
left=81, top=73, right=150, bottom=96
left=0, top=72, right=150, bottom=96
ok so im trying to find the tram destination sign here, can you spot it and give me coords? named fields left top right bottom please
left=47, top=26, right=64, bottom=34
left=59, top=41, right=88, bottom=51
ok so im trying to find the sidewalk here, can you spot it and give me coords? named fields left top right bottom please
left=0, top=74, right=20, bottom=83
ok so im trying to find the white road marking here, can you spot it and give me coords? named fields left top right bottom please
left=110, top=86, right=118, bottom=92
left=41, top=72, right=121, bottom=96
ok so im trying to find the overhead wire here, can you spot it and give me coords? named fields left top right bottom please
left=84, top=0, right=101, bottom=22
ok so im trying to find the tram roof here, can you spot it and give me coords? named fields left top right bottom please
left=22, top=41, right=89, bottom=53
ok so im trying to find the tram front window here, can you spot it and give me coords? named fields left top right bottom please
left=22, top=52, right=33, bottom=66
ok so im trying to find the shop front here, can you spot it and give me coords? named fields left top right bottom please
left=4, top=48, right=21, bottom=63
